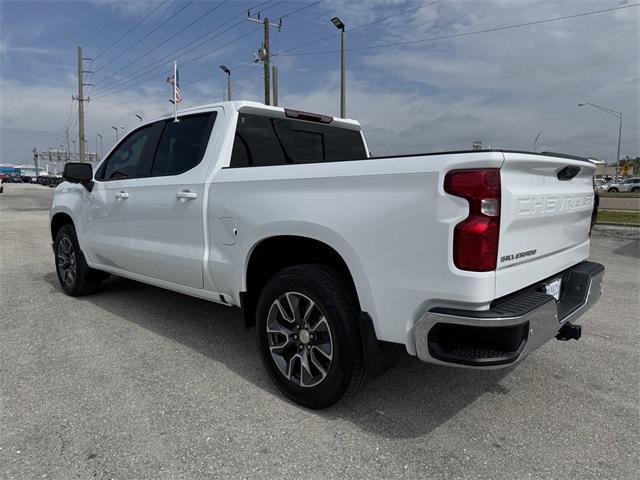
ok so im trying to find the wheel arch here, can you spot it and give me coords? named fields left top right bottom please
left=50, top=211, right=75, bottom=241
left=240, top=234, right=373, bottom=330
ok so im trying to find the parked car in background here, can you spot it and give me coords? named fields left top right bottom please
left=594, top=179, right=609, bottom=192
left=607, top=177, right=640, bottom=192
left=3, top=174, right=22, bottom=183
left=36, top=176, right=64, bottom=188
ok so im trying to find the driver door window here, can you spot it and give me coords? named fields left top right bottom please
left=97, top=125, right=155, bottom=180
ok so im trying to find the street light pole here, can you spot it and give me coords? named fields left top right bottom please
left=616, top=114, right=622, bottom=177
left=533, top=129, right=542, bottom=152
left=220, top=65, right=231, bottom=101
left=112, top=126, right=120, bottom=142
left=578, top=102, right=623, bottom=178
left=331, top=17, right=346, bottom=118
left=97, top=134, right=103, bottom=162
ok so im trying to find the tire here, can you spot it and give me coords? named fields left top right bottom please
left=608, top=187, right=619, bottom=192
left=54, top=224, right=108, bottom=296
left=631, top=187, right=640, bottom=193
left=255, top=264, right=367, bottom=409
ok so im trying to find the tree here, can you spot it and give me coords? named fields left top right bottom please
left=619, top=156, right=640, bottom=176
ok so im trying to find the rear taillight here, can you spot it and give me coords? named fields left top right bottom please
left=444, top=169, right=501, bottom=272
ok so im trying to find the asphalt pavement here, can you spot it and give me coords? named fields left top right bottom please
left=1, top=184, right=638, bottom=480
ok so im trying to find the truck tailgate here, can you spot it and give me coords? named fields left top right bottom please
left=496, top=153, right=595, bottom=298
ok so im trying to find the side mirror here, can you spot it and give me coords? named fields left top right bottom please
left=63, top=162, right=94, bottom=191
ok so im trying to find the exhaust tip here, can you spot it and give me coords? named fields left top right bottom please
left=556, top=322, right=582, bottom=341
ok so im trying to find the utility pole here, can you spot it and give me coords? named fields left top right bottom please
left=73, top=46, right=92, bottom=162
left=248, top=11, right=282, bottom=105
left=272, top=65, right=278, bottom=106
left=263, top=18, right=270, bottom=105
left=65, top=127, right=71, bottom=162
left=578, top=102, right=623, bottom=179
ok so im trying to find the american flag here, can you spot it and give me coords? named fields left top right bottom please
left=167, top=68, right=182, bottom=104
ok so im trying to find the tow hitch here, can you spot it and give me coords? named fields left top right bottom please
left=556, top=322, right=582, bottom=341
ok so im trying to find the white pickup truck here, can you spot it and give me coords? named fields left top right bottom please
left=50, top=101, right=604, bottom=408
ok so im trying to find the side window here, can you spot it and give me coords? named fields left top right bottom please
left=230, top=113, right=366, bottom=167
left=231, top=114, right=288, bottom=167
left=151, top=113, right=216, bottom=177
left=97, top=125, right=154, bottom=181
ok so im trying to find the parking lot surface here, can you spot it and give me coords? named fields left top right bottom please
left=1, top=184, right=638, bottom=480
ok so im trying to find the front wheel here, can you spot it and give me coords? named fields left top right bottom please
left=608, top=187, right=619, bottom=192
left=255, top=264, right=367, bottom=409
left=54, top=224, right=108, bottom=296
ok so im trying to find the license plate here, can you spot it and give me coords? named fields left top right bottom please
left=545, top=278, right=562, bottom=301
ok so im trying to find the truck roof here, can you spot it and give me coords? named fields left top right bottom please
left=153, top=100, right=362, bottom=131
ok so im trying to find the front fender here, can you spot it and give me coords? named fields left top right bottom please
left=50, top=182, right=85, bottom=248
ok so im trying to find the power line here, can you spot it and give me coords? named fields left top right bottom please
left=92, top=0, right=169, bottom=61
left=92, top=23, right=260, bottom=101
left=274, top=0, right=441, bottom=56
left=93, top=1, right=195, bottom=76
left=91, top=0, right=308, bottom=101
left=278, top=3, right=640, bottom=56
left=187, top=65, right=262, bottom=107
left=93, top=1, right=226, bottom=87
left=90, top=27, right=261, bottom=109
left=278, top=0, right=326, bottom=19
left=91, top=0, right=274, bottom=97
left=88, top=63, right=259, bottom=115
left=90, top=0, right=319, bottom=104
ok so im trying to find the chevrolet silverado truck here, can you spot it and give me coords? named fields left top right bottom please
left=50, top=101, right=604, bottom=409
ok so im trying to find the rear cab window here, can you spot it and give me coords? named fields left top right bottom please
left=230, top=112, right=366, bottom=168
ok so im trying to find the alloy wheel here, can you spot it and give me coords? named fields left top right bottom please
left=266, top=292, right=333, bottom=387
left=57, top=236, right=77, bottom=287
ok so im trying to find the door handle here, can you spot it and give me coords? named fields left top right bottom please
left=114, top=191, right=129, bottom=199
left=176, top=191, right=198, bottom=200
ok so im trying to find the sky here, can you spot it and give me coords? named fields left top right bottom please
left=0, top=0, right=639, bottom=166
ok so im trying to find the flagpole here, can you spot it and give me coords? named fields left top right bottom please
left=173, top=60, right=178, bottom=122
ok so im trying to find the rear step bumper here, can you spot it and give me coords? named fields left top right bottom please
left=415, top=261, right=604, bottom=368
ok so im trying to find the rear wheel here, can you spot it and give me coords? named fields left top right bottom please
left=255, top=264, right=366, bottom=409
left=54, top=224, right=108, bottom=296
left=631, top=187, right=640, bottom=193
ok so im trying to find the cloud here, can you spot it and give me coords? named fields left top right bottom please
left=281, top=68, right=637, bottom=161
left=93, top=0, right=172, bottom=18
left=286, top=0, right=639, bottom=160
left=1, top=0, right=638, bottom=164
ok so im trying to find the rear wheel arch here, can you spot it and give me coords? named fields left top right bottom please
left=242, top=235, right=360, bottom=329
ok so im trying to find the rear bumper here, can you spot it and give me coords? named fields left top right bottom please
left=414, top=261, right=604, bottom=368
